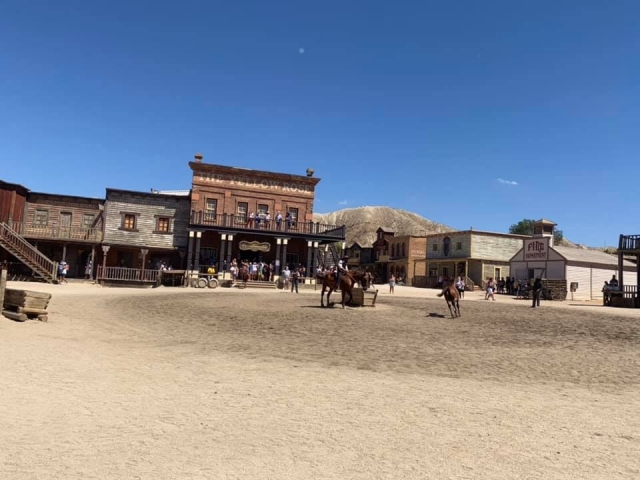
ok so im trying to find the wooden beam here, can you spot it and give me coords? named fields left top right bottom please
left=0, top=267, right=7, bottom=311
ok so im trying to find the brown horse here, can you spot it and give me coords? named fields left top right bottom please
left=317, top=270, right=373, bottom=309
left=238, top=265, right=250, bottom=286
left=437, top=282, right=461, bottom=318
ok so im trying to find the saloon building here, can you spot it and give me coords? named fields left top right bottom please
left=187, top=154, right=345, bottom=276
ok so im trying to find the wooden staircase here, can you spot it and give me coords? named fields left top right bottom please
left=315, top=243, right=341, bottom=269
left=0, top=222, right=58, bottom=283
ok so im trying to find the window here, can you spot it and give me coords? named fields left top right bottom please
left=442, top=267, right=449, bottom=277
left=402, top=243, right=405, bottom=257
left=122, top=214, right=136, bottom=230
left=82, top=214, right=95, bottom=228
left=391, top=244, right=396, bottom=256
left=258, top=204, right=269, bottom=215
left=60, top=212, right=72, bottom=228
left=156, top=217, right=171, bottom=233
left=34, top=209, right=49, bottom=226
left=200, top=247, right=218, bottom=266
left=236, top=202, right=248, bottom=223
left=432, top=243, right=438, bottom=251
left=456, top=242, right=462, bottom=250
left=287, top=207, right=298, bottom=223
left=205, top=199, right=217, bottom=216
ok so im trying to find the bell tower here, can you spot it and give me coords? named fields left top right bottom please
left=532, top=219, right=557, bottom=247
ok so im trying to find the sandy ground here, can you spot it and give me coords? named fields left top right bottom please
left=1, top=281, right=639, bottom=480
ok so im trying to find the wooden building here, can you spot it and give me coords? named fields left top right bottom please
left=372, top=227, right=396, bottom=282
left=617, top=234, right=640, bottom=307
left=510, top=220, right=636, bottom=301
left=0, top=180, right=29, bottom=226
left=15, top=192, right=104, bottom=278
left=386, top=235, right=427, bottom=285
left=101, top=188, right=191, bottom=271
left=424, top=229, right=527, bottom=289
left=187, top=154, right=345, bottom=277
left=345, top=242, right=374, bottom=269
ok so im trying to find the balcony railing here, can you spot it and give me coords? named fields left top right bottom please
left=619, top=235, right=640, bottom=251
left=12, top=222, right=103, bottom=242
left=190, top=211, right=345, bottom=239
left=97, top=266, right=160, bottom=283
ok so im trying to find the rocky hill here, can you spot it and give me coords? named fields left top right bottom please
left=313, top=206, right=454, bottom=246
left=314, top=206, right=586, bottom=250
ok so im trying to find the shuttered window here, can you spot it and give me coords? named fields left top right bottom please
left=34, top=209, right=49, bottom=226
left=156, top=217, right=170, bottom=232
left=123, top=214, right=136, bottom=230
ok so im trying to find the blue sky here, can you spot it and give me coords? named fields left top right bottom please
left=1, top=1, right=638, bottom=246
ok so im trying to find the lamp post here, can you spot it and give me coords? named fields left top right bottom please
left=226, top=234, right=234, bottom=269
left=100, top=245, right=110, bottom=281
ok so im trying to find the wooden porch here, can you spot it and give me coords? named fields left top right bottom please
left=616, top=234, right=640, bottom=307
left=190, top=211, right=345, bottom=240
left=11, top=222, right=103, bottom=242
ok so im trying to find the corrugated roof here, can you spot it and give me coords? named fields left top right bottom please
left=554, top=246, right=635, bottom=267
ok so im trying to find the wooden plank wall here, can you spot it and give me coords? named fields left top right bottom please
left=25, top=194, right=103, bottom=230
left=103, top=191, right=190, bottom=249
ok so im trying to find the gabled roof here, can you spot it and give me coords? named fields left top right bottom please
left=554, top=246, right=635, bottom=268
left=376, top=226, right=395, bottom=233
left=535, top=219, right=557, bottom=225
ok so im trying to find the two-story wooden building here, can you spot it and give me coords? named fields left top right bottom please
left=425, top=230, right=527, bottom=289
left=1, top=181, right=101, bottom=281
left=186, top=154, right=345, bottom=277
left=345, top=242, right=375, bottom=269
left=101, top=188, right=191, bottom=272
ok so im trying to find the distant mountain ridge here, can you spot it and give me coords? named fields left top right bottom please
left=313, top=206, right=587, bottom=251
left=313, top=206, right=454, bottom=247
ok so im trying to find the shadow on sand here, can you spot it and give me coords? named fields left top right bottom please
left=426, top=312, right=446, bottom=318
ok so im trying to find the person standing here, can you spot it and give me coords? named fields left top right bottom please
left=455, top=275, right=465, bottom=299
left=532, top=276, right=543, bottom=308
left=291, top=268, right=299, bottom=293
left=389, top=274, right=395, bottom=294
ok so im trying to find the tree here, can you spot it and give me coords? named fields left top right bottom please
left=509, top=219, right=564, bottom=244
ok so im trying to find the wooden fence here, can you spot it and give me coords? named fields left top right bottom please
left=97, top=266, right=160, bottom=283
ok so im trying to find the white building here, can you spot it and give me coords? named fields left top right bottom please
left=509, top=219, right=637, bottom=301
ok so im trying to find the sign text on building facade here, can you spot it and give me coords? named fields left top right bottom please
left=197, top=172, right=314, bottom=194
left=524, top=238, right=548, bottom=261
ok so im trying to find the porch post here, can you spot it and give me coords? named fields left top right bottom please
left=219, top=234, right=227, bottom=276
left=281, top=238, right=289, bottom=270
left=100, top=245, right=110, bottom=280
left=312, top=241, right=319, bottom=275
left=90, top=245, right=96, bottom=280
left=62, top=243, right=67, bottom=262
left=275, top=238, right=282, bottom=275
left=187, top=231, right=194, bottom=270
left=194, top=231, right=202, bottom=273
left=618, top=235, right=624, bottom=292
left=140, top=248, right=149, bottom=281
left=226, top=234, right=234, bottom=268
left=306, top=240, right=313, bottom=279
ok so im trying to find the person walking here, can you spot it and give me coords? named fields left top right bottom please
left=389, top=274, right=395, bottom=294
left=532, top=276, right=543, bottom=308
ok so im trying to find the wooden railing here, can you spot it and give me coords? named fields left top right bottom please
left=619, top=235, right=640, bottom=251
left=465, top=276, right=475, bottom=291
left=0, top=222, right=58, bottom=282
left=623, top=284, right=638, bottom=299
left=12, top=222, right=103, bottom=242
left=97, top=266, right=160, bottom=283
left=190, top=211, right=345, bottom=239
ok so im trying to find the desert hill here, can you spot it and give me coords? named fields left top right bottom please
left=313, top=206, right=454, bottom=246
left=313, top=206, right=585, bottom=250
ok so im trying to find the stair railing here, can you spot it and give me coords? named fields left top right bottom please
left=0, top=222, right=58, bottom=281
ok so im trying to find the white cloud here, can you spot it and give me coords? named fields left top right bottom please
left=299, top=48, right=305, bottom=54
left=337, top=199, right=348, bottom=205
left=497, top=178, right=518, bottom=186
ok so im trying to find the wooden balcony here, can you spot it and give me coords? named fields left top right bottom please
left=377, top=254, right=390, bottom=263
left=619, top=234, right=640, bottom=253
left=190, top=211, right=345, bottom=240
left=12, top=222, right=103, bottom=243
left=97, top=266, right=160, bottom=284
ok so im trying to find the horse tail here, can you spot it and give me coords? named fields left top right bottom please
left=436, top=292, right=444, bottom=297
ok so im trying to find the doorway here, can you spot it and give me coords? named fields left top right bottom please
left=494, top=268, right=501, bottom=280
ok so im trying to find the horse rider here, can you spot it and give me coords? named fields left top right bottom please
left=335, top=255, right=349, bottom=290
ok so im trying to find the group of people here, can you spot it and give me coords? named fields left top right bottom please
left=246, top=211, right=295, bottom=230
